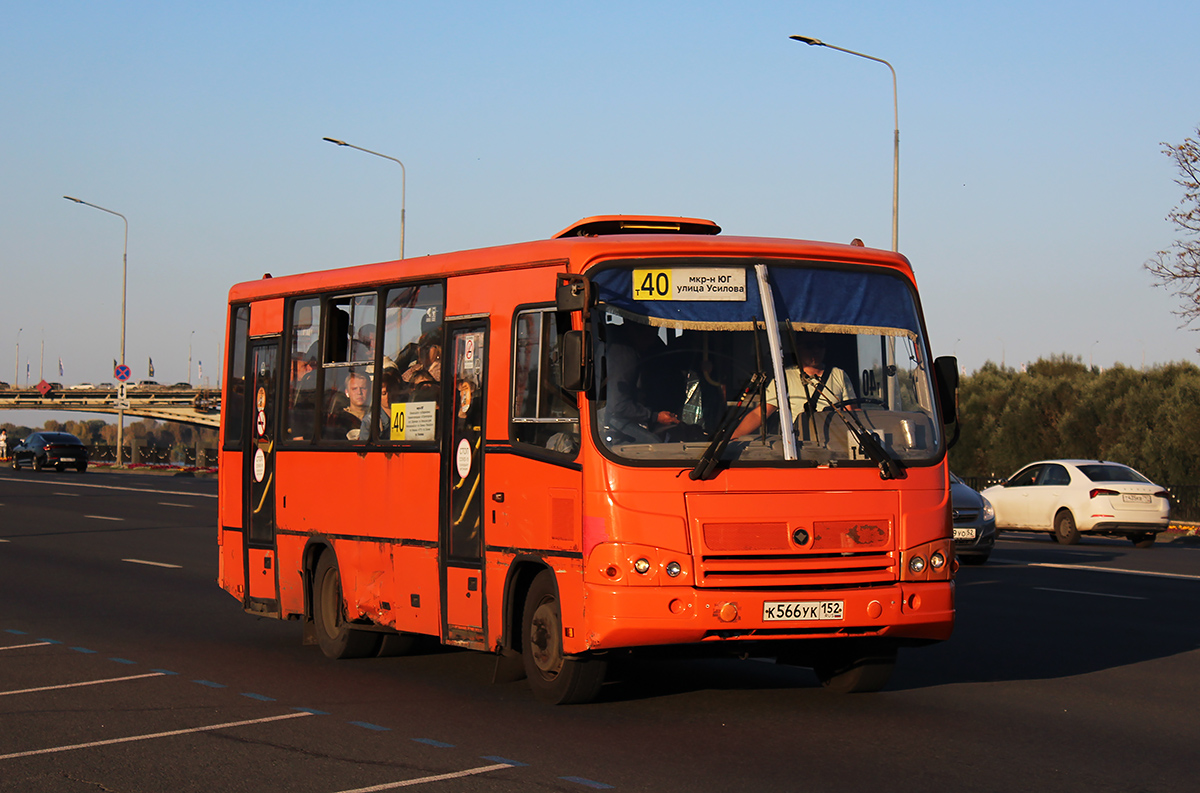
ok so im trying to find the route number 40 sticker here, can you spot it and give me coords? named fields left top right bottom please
left=632, top=268, right=747, bottom=302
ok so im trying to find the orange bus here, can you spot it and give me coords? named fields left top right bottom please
left=218, top=216, right=960, bottom=703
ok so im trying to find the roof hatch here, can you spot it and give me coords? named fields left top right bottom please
left=553, top=215, right=721, bottom=239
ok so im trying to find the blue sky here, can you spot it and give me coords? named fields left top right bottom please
left=3, top=1, right=1199, bottom=415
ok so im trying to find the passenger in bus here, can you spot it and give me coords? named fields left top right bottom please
left=361, top=367, right=403, bottom=440
left=732, top=333, right=855, bottom=439
left=287, top=342, right=320, bottom=440
left=603, top=320, right=681, bottom=443
left=327, top=369, right=372, bottom=440
left=352, top=324, right=376, bottom=363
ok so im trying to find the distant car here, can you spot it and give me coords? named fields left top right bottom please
left=951, top=473, right=996, bottom=564
left=68, top=383, right=95, bottom=390
left=128, top=380, right=162, bottom=389
left=11, top=431, right=88, bottom=472
left=981, top=460, right=1169, bottom=547
left=97, top=382, right=114, bottom=388
left=169, top=382, right=193, bottom=389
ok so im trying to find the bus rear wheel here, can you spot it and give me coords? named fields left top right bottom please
left=312, top=552, right=381, bottom=660
left=521, top=570, right=606, bottom=705
left=812, top=641, right=898, bottom=693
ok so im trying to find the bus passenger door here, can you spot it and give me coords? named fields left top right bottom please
left=440, top=320, right=488, bottom=649
left=244, top=338, right=280, bottom=612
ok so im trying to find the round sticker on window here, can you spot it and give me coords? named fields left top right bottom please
left=456, top=438, right=472, bottom=479
left=253, top=447, right=267, bottom=482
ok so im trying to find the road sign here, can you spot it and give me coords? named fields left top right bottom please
left=115, top=364, right=132, bottom=382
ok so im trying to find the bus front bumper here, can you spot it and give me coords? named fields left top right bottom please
left=572, top=581, right=954, bottom=654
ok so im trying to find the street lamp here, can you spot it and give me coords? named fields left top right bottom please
left=64, top=195, right=128, bottom=468
left=790, top=35, right=900, bottom=252
left=323, top=137, right=407, bottom=260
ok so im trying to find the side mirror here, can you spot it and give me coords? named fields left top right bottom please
left=556, top=273, right=594, bottom=315
left=560, top=330, right=591, bottom=393
left=934, top=356, right=958, bottom=425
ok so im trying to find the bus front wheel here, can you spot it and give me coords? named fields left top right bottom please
left=521, top=570, right=606, bottom=705
left=312, top=552, right=381, bottom=660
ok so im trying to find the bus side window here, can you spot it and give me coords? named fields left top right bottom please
left=379, top=283, right=444, bottom=443
left=512, top=308, right=579, bottom=457
left=286, top=298, right=321, bottom=442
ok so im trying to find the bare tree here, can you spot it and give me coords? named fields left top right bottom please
left=1146, top=126, right=1200, bottom=325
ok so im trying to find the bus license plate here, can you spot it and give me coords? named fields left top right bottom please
left=953, top=528, right=976, bottom=540
left=762, top=600, right=843, bottom=622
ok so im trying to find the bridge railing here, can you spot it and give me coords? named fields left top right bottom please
left=87, top=444, right=218, bottom=469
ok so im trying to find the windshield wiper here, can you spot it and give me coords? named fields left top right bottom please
left=827, top=401, right=907, bottom=480
left=689, top=371, right=768, bottom=481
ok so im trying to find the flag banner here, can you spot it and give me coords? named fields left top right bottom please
left=148, top=357, right=155, bottom=377
left=58, top=357, right=64, bottom=377
left=198, top=361, right=203, bottom=380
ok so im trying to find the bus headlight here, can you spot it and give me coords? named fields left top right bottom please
left=634, top=558, right=651, bottom=575
left=930, top=552, right=946, bottom=570
left=665, top=561, right=682, bottom=578
left=908, top=556, right=926, bottom=574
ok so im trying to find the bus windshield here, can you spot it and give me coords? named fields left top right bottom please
left=591, top=259, right=941, bottom=468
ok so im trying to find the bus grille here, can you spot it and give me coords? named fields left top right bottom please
left=696, top=550, right=896, bottom=588
left=685, top=492, right=899, bottom=589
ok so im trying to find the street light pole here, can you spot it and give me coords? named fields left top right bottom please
left=790, top=35, right=900, bottom=252
left=323, top=137, right=407, bottom=260
left=13, top=328, right=20, bottom=388
left=189, top=330, right=194, bottom=385
left=64, top=196, right=128, bottom=468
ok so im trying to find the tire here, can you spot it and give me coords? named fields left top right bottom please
left=55, top=462, right=65, bottom=472
left=812, top=641, right=898, bottom=693
left=33, top=455, right=44, bottom=472
left=1053, top=511, right=1080, bottom=545
left=312, top=552, right=382, bottom=660
left=76, top=462, right=87, bottom=473
left=10, top=456, right=19, bottom=470
left=1129, top=532, right=1157, bottom=549
left=521, top=570, right=606, bottom=704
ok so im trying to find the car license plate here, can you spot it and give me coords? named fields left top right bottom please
left=762, top=600, right=843, bottom=621
left=59, top=457, right=76, bottom=463
left=953, top=528, right=976, bottom=540
left=1122, top=494, right=1151, bottom=503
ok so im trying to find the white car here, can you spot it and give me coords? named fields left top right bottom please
left=981, top=460, right=1169, bottom=547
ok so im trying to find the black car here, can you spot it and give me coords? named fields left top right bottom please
left=951, top=473, right=996, bottom=564
left=11, top=431, right=88, bottom=472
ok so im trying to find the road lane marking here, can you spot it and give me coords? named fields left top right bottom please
left=84, top=515, right=124, bottom=521
left=0, top=672, right=166, bottom=697
left=53, top=492, right=80, bottom=497
left=7, top=478, right=216, bottom=499
left=0, top=642, right=52, bottom=651
left=332, top=763, right=515, bottom=793
left=0, top=710, right=314, bottom=761
left=1034, top=587, right=1147, bottom=600
left=123, top=558, right=183, bottom=569
left=158, top=502, right=194, bottom=508
left=1028, top=562, right=1200, bottom=581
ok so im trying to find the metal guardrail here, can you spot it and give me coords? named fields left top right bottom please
left=0, top=387, right=220, bottom=428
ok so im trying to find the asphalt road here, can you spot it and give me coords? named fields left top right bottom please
left=2, top=468, right=1199, bottom=792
